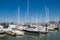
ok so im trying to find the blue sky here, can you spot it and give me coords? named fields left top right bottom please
left=0, top=0, right=60, bottom=23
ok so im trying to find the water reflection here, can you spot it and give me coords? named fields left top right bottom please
left=0, top=34, right=8, bottom=40
left=0, top=30, right=60, bottom=40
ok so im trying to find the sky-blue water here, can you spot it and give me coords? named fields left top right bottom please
left=0, top=0, right=60, bottom=23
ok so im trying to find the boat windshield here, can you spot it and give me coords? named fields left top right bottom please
left=3, top=25, right=9, bottom=28
left=12, top=28, right=16, bottom=30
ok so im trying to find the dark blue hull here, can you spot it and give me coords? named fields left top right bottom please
left=23, top=29, right=40, bottom=34
left=55, top=28, right=59, bottom=30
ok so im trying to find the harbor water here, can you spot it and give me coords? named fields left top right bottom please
left=0, top=30, right=60, bottom=40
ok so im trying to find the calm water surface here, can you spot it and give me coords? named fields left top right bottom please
left=0, top=30, right=60, bottom=40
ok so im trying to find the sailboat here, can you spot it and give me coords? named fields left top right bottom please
left=12, top=7, right=24, bottom=36
left=39, top=24, right=49, bottom=34
left=23, top=0, right=40, bottom=34
left=45, top=6, right=55, bottom=31
left=6, top=7, right=24, bottom=36
left=54, top=17, right=59, bottom=30
left=38, top=6, right=49, bottom=34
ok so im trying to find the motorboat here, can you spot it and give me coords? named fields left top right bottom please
left=8, top=24, right=24, bottom=36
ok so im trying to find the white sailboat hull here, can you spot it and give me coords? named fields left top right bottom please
left=12, top=30, right=24, bottom=36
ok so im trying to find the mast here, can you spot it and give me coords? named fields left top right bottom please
left=31, top=15, right=33, bottom=23
left=45, top=6, right=49, bottom=32
left=45, top=6, right=49, bottom=23
left=36, top=13, right=37, bottom=24
left=17, top=7, right=20, bottom=27
left=27, top=0, right=29, bottom=24
left=39, top=15, right=42, bottom=23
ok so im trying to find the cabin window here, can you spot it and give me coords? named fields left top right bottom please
left=3, top=25, right=9, bottom=28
